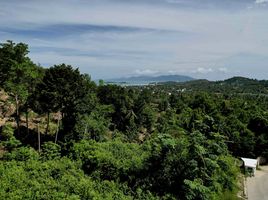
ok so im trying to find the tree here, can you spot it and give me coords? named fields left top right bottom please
left=35, top=64, right=96, bottom=139
left=0, top=40, right=29, bottom=84
left=97, top=85, right=135, bottom=132
left=23, top=65, right=45, bottom=134
left=0, top=41, right=39, bottom=134
left=74, top=104, right=114, bottom=141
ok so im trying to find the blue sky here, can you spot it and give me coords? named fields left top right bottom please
left=1, top=0, right=268, bottom=80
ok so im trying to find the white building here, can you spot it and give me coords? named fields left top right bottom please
left=241, top=157, right=258, bottom=176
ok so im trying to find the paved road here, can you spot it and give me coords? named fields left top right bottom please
left=247, top=166, right=268, bottom=200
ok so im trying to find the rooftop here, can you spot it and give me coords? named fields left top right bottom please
left=241, top=158, right=258, bottom=168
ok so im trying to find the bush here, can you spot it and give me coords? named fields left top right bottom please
left=41, top=142, right=61, bottom=160
left=3, top=146, right=39, bottom=161
left=0, top=124, right=14, bottom=141
left=71, top=139, right=149, bottom=182
left=0, top=158, right=133, bottom=200
left=0, top=136, right=21, bottom=151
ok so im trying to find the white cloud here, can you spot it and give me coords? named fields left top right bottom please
left=166, top=0, right=183, bottom=4
left=218, top=67, right=228, bottom=73
left=167, top=70, right=185, bottom=74
left=1, top=0, right=268, bottom=80
left=134, top=69, right=159, bottom=75
left=255, top=0, right=268, bottom=4
left=193, top=67, right=213, bottom=74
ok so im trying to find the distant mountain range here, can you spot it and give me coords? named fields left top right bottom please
left=106, top=75, right=195, bottom=84
left=157, top=76, right=268, bottom=94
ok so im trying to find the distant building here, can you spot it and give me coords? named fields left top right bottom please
left=241, top=157, right=258, bottom=176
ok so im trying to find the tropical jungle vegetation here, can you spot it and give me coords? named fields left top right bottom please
left=1, top=40, right=268, bottom=199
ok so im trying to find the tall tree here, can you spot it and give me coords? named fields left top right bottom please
left=35, top=64, right=96, bottom=139
left=0, top=41, right=38, bottom=134
left=0, top=40, right=28, bottom=84
left=23, top=65, right=45, bottom=134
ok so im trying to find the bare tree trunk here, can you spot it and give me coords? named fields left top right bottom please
left=37, top=123, right=41, bottom=153
left=15, top=94, right=20, bottom=134
left=26, top=107, right=29, bottom=135
left=84, top=124, right=88, bottom=139
left=45, top=112, right=50, bottom=135
left=61, top=112, right=65, bottom=132
left=55, top=118, right=60, bottom=144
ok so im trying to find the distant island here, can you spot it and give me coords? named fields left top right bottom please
left=105, top=74, right=195, bottom=85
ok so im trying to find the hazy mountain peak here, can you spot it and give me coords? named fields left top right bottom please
left=106, top=74, right=195, bottom=84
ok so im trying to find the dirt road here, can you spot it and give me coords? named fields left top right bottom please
left=247, top=165, right=268, bottom=200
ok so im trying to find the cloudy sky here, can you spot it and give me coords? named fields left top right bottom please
left=1, top=0, right=268, bottom=80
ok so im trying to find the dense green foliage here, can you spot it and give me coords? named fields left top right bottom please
left=1, top=40, right=267, bottom=199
